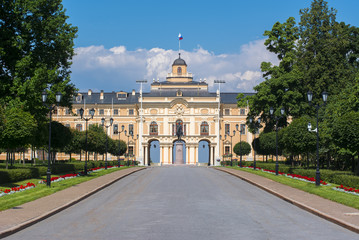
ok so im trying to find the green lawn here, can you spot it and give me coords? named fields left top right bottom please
left=224, top=166, right=359, bottom=210
left=0, top=166, right=132, bottom=211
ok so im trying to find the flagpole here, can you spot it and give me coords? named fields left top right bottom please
left=179, top=38, right=180, bottom=53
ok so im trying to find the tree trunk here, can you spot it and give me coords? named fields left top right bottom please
left=352, top=156, right=355, bottom=173
left=6, top=151, right=8, bottom=169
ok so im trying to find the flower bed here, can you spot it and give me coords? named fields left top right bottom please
left=39, top=173, right=80, bottom=184
left=285, top=173, right=328, bottom=185
left=333, top=185, right=359, bottom=196
left=263, top=169, right=285, bottom=175
left=0, top=182, right=35, bottom=197
left=0, top=165, right=121, bottom=198
left=239, top=165, right=326, bottom=185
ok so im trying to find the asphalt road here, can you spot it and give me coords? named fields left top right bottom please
left=4, top=166, right=359, bottom=240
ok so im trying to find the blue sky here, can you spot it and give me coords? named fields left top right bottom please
left=62, top=0, right=359, bottom=93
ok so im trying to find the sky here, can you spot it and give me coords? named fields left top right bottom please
left=61, top=0, right=359, bottom=93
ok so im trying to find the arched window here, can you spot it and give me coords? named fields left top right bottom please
left=150, top=121, right=158, bottom=135
left=177, top=67, right=182, bottom=75
left=200, top=121, right=209, bottom=135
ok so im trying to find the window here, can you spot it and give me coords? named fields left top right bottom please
left=65, top=108, right=70, bottom=115
left=225, top=124, right=230, bottom=135
left=113, top=109, right=118, bottom=115
left=53, top=108, right=58, bottom=114
left=113, top=124, right=118, bottom=134
left=240, top=109, right=245, bottom=115
left=129, top=109, right=134, bottom=115
left=150, top=121, right=158, bottom=135
left=200, top=121, right=209, bottom=135
left=129, top=124, right=134, bottom=135
left=240, top=124, right=246, bottom=134
left=65, top=124, right=70, bottom=128
left=99, top=109, right=104, bottom=115
left=225, top=146, right=230, bottom=155
left=76, top=124, right=82, bottom=131
left=128, top=146, right=134, bottom=156
left=177, top=67, right=182, bottom=75
left=175, top=120, right=183, bottom=137
left=225, top=109, right=230, bottom=115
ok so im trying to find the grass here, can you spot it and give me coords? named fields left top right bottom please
left=0, top=166, right=132, bottom=211
left=224, top=166, right=359, bottom=210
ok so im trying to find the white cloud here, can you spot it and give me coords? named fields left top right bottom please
left=71, top=39, right=278, bottom=93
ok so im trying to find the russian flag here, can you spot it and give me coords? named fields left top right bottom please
left=178, top=33, right=183, bottom=40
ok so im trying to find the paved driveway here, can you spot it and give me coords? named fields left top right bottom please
left=4, top=166, right=359, bottom=240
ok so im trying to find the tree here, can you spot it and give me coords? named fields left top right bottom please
left=49, top=121, right=72, bottom=161
left=1, top=102, right=37, bottom=167
left=332, top=111, right=359, bottom=174
left=258, top=131, right=280, bottom=157
left=87, top=124, right=107, bottom=155
left=0, top=0, right=78, bottom=121
left=238, top=0, right=359, bottom=128
left=63, top=129, right=84, bottom=160
left=109, top=139, right=127, bottom=157
left=233, top=141, right=251, bottom=156
left=279, top=116, right=316, bottom=157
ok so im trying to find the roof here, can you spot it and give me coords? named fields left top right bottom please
left=151, top=81, right=206, bottom=86
left=172, top=53, right=187, bottom=66
left=73, top=91, right=255, bottom=105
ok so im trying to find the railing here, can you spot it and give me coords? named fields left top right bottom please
left=166, top=73, right=193, bottom=78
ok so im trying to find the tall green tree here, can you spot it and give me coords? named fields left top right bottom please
left=1, top=103, right=37, bottom=151
left=0, top=0, right=78, bottom=120
left=279, top=116, right=316, bottom=157
left=238, top=0, right=359, bottom=127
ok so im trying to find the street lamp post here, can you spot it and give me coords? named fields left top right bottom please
left=249, top=117, right=261, bottom=170
left=136, top=80, right=147, bottom=166
left=124, top=130, right=131, bottom=166
left=115, top=125, right=125, bottom=167
left=270, top=107, right=285, bottom=176
left=79, top=107, right=95, bottom=175
left=235, top=124, right=243, bottom=168
left=226, top=130, right=236, bottom=166
left=131, top=134, right=139, bottom=166
left=307, top=91, right=328, bottom=186
left=101, top=117, right=113, bottom=170
left=42, top=91, right=62, bottom=187
left=214, top=80, right=225, bottom=166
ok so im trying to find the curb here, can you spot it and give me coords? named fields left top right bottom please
left=0, top=167, right=147, bottom=239
left=214, top=167, right=359, bottom=234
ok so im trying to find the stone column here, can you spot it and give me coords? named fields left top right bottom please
left=144, top=145, right=148, bottom=166
left=169, top=145, right=173, bottom=164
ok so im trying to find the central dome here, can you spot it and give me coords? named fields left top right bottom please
left=172, top=53, right=187, bottom=66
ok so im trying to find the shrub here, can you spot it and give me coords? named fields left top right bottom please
left=0, top=169, right=33, bottom=183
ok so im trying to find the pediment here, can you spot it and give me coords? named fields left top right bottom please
left=170, top=98, right=188, bottom=108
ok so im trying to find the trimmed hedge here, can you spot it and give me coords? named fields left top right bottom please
left=0, top=160, right=129, bottom=184
left=223, top=161, right=359, bottom=189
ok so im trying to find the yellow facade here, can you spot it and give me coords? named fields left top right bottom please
left=0, top=55, right=259, bottom=165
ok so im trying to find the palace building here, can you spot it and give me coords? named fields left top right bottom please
left=9, top=54, right=257, bottom=165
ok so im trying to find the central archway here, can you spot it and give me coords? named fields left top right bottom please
left=173, top=140, right=186, bottom=164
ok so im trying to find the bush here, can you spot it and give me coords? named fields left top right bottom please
left=0, top=169, right=33, bottom=183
